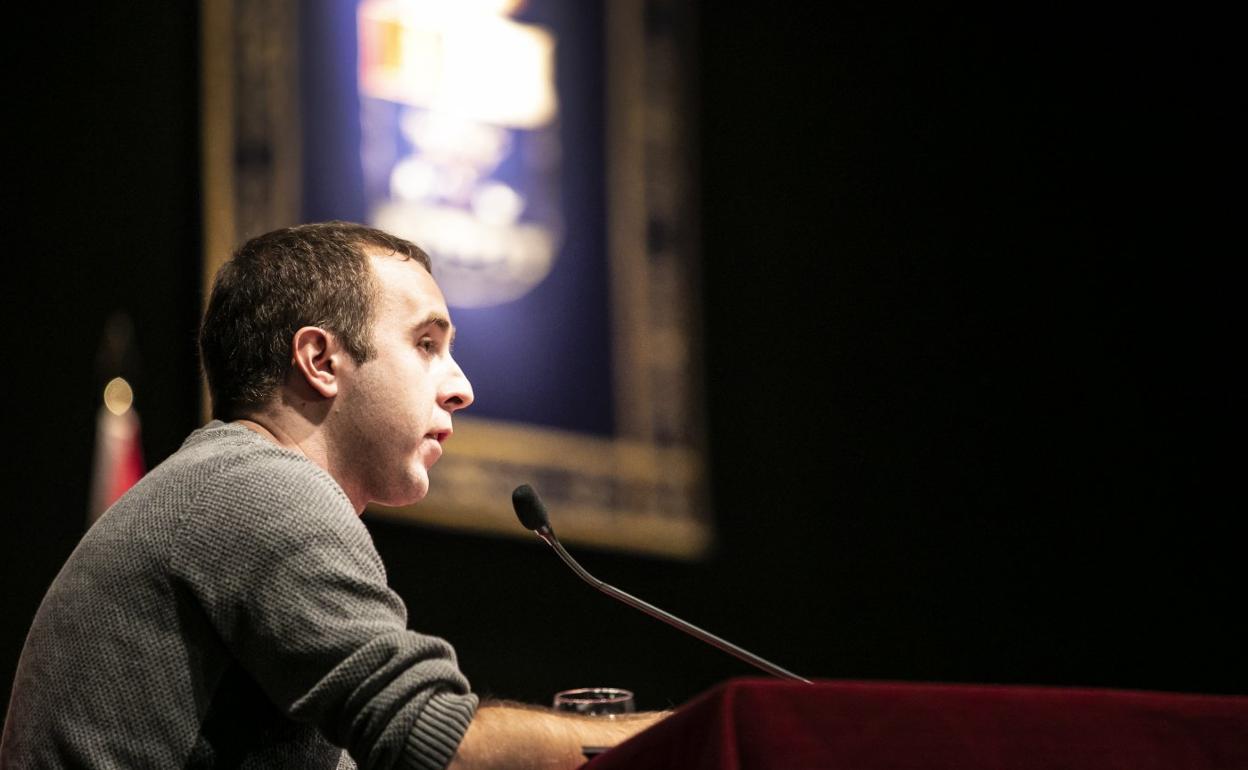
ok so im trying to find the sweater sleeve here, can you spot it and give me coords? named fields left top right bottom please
left=168, top=451, right=477, bottom=770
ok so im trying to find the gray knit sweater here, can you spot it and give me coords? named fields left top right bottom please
left=1, top=421, right=477, bottom=769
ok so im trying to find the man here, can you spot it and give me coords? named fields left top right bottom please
left=1, top=222, right=663, bottom=768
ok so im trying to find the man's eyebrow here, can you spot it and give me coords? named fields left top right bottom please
left=414, top=312, right=455, bottom=344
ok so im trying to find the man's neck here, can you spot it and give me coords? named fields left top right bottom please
left=233, top=417, right=289, bottom=448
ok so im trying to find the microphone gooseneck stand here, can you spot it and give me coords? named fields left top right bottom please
left=512, top=484, right=811, bottom=684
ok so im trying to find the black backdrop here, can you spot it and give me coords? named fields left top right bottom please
left=2, top=4, right=1241, bottom=720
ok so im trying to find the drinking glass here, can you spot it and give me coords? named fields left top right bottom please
left=552, top=687, right=636, bottom=717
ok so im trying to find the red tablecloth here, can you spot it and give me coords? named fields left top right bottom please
left=585, top=678, right=1248, bottom=770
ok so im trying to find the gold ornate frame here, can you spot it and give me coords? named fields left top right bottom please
left=201, top=0, right=708, bottom=558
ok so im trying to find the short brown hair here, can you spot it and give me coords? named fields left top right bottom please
left=200, top=221, right=431, bottom=419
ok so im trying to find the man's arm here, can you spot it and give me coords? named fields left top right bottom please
left=447, top=701, right=668, bottom=770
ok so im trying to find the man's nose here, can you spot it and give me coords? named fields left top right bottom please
left=440, top=362, right=474, bottom=412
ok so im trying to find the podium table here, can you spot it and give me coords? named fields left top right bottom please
left=585, top=678, right=1248, bottom=769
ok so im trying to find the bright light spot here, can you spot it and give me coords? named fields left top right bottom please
left=471, top=181, right=525, bottom=226
left=464, top=0, right=526, bottom=15
left=103, top=377, right=134, bottom=416
left=401, top=112, right=511, bottom=169
left=391, top=156, right=438, bottom=201
left=359, top=1, right=557, bottom=129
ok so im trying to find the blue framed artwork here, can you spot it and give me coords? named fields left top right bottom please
left=203, top=0, right=708, bottom=557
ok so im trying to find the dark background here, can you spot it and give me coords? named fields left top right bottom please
left=3, top=3, right=1241, bottom=722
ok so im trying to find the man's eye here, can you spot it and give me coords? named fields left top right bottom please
left=419, top=337, right=437, bottom=353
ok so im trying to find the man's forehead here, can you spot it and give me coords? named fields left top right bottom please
left=368, top=250, right=438, bottom=291
left=369, top=252, right=452, bottom=326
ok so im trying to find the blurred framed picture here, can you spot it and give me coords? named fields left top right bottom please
left=202, top=0, right=708, bottom=557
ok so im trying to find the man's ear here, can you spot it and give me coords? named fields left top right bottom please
left=290, top=326, right=344, bottom=398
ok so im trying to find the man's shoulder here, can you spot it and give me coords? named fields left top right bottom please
left=165, top=424, right=369, bottom=575
left=175, top=422, right=342, bottom=498
left=153, top=421, right=357, bottom=543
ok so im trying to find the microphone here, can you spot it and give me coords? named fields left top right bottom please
left=511, top=484, right=811, bottom=684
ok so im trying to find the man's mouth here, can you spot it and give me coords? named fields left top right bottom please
left=422, top=437, right=444, bottom=465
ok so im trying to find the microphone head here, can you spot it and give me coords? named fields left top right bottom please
left=512, top=484, right=551, bottom=531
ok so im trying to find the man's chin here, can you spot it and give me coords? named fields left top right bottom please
left=364, top=461, right=431, bottom=511
left=372, top=475, right=430, bottom=508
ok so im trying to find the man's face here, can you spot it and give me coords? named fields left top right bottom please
left=333, top=253, right=473, bottom=507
